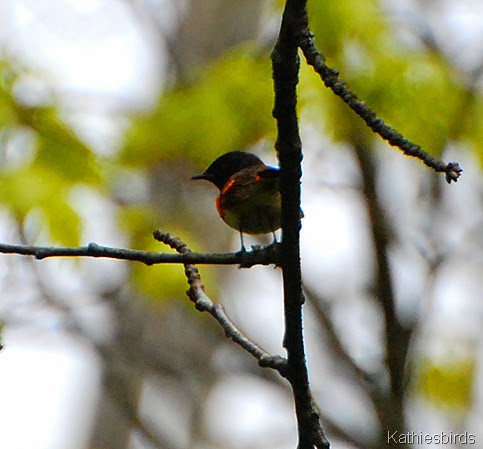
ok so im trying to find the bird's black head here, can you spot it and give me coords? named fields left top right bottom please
left=191, top=151, right=265, bottom=190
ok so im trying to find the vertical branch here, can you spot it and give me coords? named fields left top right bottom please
left=353, top=143, right=410, bottom=448
left=272, top=1, right=328, bottom=448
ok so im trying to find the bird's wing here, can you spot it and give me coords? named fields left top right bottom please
left=219, top=166, right=279, bottom=209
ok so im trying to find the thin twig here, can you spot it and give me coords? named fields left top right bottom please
left=292, top=12, right=462, bottom=184
left=153, top=230, right=288, bottom=375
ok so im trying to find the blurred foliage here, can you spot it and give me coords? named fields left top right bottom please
left=121, top=46, right=275, bottom=169
left=118, top=205, right=217, bottom=302
left=307, top=0, right=388, bottom=59
left=118, top=205, right=190, bottom=300
left=416, top=356, right=476, bottom=411
left=0, top=61, right=100, bottom=245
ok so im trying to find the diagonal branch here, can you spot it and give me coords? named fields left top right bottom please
left=153, top=230, right=288, bottom=375
left=292, top=9, right=462, bottom=184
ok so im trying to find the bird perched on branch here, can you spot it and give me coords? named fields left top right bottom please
left=192, top=151, right=283, bottom=251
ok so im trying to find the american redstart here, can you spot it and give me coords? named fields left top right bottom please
left=192, top=151, right=282, bottom=251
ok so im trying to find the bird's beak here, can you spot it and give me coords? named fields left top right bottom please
left=191, top=173, right=210, bottom=181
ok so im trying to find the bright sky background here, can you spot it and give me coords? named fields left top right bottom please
left=0, top=329, right=101, bottom=449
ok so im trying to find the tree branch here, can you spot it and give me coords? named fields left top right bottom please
left=153, top=230, right=288, bottom=375
left=292, top=9, right=462, bottom=184
left=0, top=240, right=280, bottom=267
left=272, top=1, right=329, bottom=448
left=353, top=144, right=411, bottom=447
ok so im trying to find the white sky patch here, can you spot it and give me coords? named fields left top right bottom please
left=301, top=191, right=372, bottom=296
left=0, top=331, right=102, bottom=449
left=205, top=375, right=296, bottom=449
left=66, top=0, right=107, bottom=15
left=3, top=0, right=161, bottom=104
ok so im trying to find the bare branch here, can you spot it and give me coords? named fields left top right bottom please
left=291, top=10, right=462, bottom=183
left=153, top=230, right=288, bottom=375
left=0, top=239, right=280, bottom=267
left=272, top=1, right=329, bottom=448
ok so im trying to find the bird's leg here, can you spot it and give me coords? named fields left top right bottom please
left=238, top=229, right=246, bottom=253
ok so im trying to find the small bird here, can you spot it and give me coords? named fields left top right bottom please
left=192, top=151, right=282, bottom=251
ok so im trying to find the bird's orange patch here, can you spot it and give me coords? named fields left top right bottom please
left=220, top=178, right=236, bottom=196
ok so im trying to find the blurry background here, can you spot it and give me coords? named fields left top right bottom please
left=0, top=0, right=482, bottom=448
